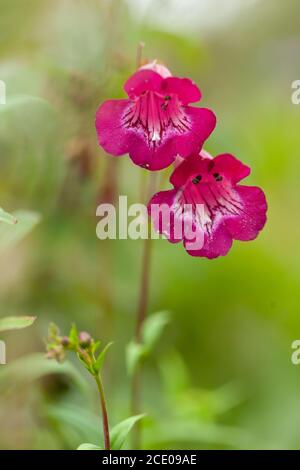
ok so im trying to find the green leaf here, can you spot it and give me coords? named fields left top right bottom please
left=126, top=341, right=146, bottom=376
left=142, top=311, right=170, bottom=351
left=0, top=95, right=53, bottom=114
left=0, top=315, right=36, bottom=332
left=92, top=340, right=101, bottom=355
left=0, top=208, right=17, bottom=225
left=77, top=352, right=92, bottom=373
left=44, top=401, right=101, bottom=448
left=0, top=210, right=40, bottom=252
left=110, top=414, right=146, bottom=450
left=69, top=324, right=78, bottom=346
left=77, top=443, right=102, bottom=450
left=0, top=353, right=87, bottom=394
left=93, top=342, right=113, bottom=374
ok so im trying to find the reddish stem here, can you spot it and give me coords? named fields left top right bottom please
left=95, top=374, right=110, bottom=450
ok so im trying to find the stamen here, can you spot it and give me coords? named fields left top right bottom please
left=213, top=173, right=223, bottom=182
left=192, top=175, right=202, bottom=184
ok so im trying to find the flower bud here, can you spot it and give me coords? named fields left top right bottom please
left=78, top=331, right=92, bottom=348
left=60, top=336, right=70, bottom=347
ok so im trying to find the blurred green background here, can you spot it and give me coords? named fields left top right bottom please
left=0, top=0, right=300, bottom=450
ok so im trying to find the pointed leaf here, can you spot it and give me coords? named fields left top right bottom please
left=0, top=210, right=40, bottom=252
left=126, top=341, right=146, bottom=376
left=69, top=324, right=78, bottom=346
left=110, top=414, right=146, bottom=450
left=77, top=443, right=102, bottom=450
left=77, top=353, right=92, bottom=373
left=92, top=340, right=101, bottom=355
left=0, top=316, right=36, bottom=332
left=142, top=311, right=170, bottom=351
left=93, top=342, right=113, bottom=374
left=0, top=208, right=17, bottom=225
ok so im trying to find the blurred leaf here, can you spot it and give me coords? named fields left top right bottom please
left=159, top=349, right=190, bottom=399
left=147, top=420, right=253, bottom=450
left=44, top=402, right=101, bottom=449
left=0, top=95, right=53, bottom=114
left=126, top=341, right=146, bottom=376
left=93, top=342, right=113, bottom=374
left=0, top=210, right=40, bottom=252
left=77, top=353, right=91, bottom=373
left=0, top=353, right=87, bottom=393
left=92, top=341, right=102, bottom=355
left=69, top=324, right=78, bottom=346
left=0, top=208, right=17, bottom=225
left=142, top=311, right=170, bottom=351
left=77, top=443, right=101, bottom=450
left=110, top=414, right=146, bottom=450
left=0, top=315, right=36, bottom=332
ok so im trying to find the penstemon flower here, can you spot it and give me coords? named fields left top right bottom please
left=95, top=62, right=216, bottom=171
left=148, top=151, right=267, bottom=259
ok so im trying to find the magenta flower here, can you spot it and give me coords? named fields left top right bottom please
left=148, top=151, right=267, bottom=259
left=95, top=64, right=216, bottom=171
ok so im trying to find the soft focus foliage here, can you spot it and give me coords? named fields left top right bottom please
left=0, top=0, right=300, bottom=449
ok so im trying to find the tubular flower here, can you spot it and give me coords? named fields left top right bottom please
left=95, top=63, right=216, bottom=171
left=148, top=151, right=267, bottom=259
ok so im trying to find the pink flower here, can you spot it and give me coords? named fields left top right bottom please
left=95, top=64, right=216, bottom=171
left=148, top=151, right=267, bottom=259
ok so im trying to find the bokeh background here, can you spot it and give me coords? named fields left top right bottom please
left=0, top=0, right=300, bottom=450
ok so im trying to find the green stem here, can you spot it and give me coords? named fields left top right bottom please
left=131, top=173, right=156, bottom=449
left=95, top=374, right=110, bottom=450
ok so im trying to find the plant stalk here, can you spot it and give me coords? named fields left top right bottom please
left=95, top=373, right=111, bottom=450
left=131, top=173, right=156, bottom=448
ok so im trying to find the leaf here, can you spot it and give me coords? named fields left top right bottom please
left=69, top=324, right=78, bottom=346
left=92, top=340, right=101, bottom=355
left=126, top=341, right=146, bottom=376
left=142, top=311, right=170, bottom=351
left=44, top=401, right=101, bottom=448
left=77, top=353, right=92, bottom=373
left=93, top=342, right=113, bottom=374
left=110, top=414, right=146, bottom=450
left=0, top=315, right=36, bottom=332
left=77, top=443, right=102, bottom=450
left=0, top=353, right=87, bottom=394
left=0, top=208, right=17, bottom=225
left=0, top=95, right=53, bottom=114
left=0, top=210, right=40, bottom=252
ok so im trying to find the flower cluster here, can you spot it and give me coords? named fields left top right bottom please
left=96, top=60, right=267, bottom=258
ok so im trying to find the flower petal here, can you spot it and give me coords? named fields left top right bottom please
left=225, top=185, right=267, bottom=241
left=148, top=189, right=182, bottom=243
left=211, top=154, right=251, bottom=183
left=95, top=99, right=134, bottom=156
left=139, top=61, right=172, bottom=78
left=124, top=70, right=163, bottom=99
left=185, top=222, right=233, bottom=259
left=161, top=77, right=201, bottom=104
left=171, top=107, right=216, bottom=162
left=127, top=107, right=216, bottom=171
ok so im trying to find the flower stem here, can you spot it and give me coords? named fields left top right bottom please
left=135, top=235, right=152, bottom=342
left=131, top=173, right=156, bottom=449
left=94, top=373, right=110, bottom=450
left=136, top=41, right=145, bottom=69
